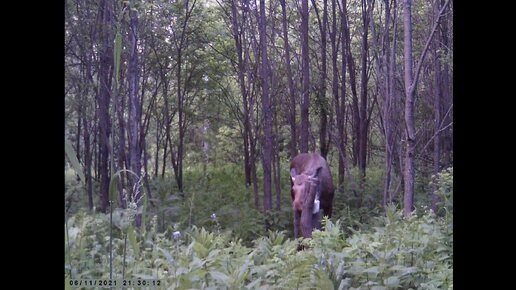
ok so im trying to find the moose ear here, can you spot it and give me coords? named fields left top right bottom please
left=290, top=168, right=297, bottom=178
left=312, top=166, right=323, bottom=179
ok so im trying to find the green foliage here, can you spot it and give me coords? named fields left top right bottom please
left=65, top=139, right=85, bottom=184
left=66, top=207, right=452, bottom=289
left=433, top=167, right=453, bottom=216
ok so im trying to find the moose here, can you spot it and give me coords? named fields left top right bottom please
left=290, top=153, right=335, bottom=238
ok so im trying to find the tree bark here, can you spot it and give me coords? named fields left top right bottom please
left=402, top=0, right=415, bottom=216
left=312, top=0, right=330, bottom=158
left=280, top=0, right=297, bottom=158
left=330, top=0, right=344, bottom=189
left=258, top=0, right=273, bottom=215
left=379, top=0, right=397, bottom=209
left=339, top=0, right=349, bottom=190
left=127, top=5, right=142, bottom=226
left=229, top=0, right=252, bottom=187
left=358, top=0, right=373, bottom=181
left=82, top=111, right=94, bottom=211
left=97, top=0, right=114, bottom=213
left=431, top=0, right=442, bottom=213
left=341, top=1, right=359, bottom=167
left=300, top=0, right=310, bottom=153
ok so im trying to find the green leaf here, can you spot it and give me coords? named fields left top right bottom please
left=210, top=271, right=229, bottom=283
left=109, top=173, right=119, bottom=203
left=65, top=139, right=85, bottom=184
left=315, top=270, right=335, bottom=290
left=141, top=189, right=148, bottom=234
left=384, top=276, right=400, bottom=287
left=237, top=258, right=251, bottom=280
left=193, top=242, right=208, bottom=258
left=128, top=224, right=140, bottom=257
left=157, top=247, right=175, bottom=265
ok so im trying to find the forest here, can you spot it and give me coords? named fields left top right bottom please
left=65, top=0, right=453, bottom=289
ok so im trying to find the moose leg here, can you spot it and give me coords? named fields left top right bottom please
left=293, top=209, right=301, bottom=239
left=323, top=202, right=333, bottom=219
left=312, top=211, right=321, bottom=230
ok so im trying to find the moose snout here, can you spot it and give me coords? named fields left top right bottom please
left=293, top=197, right=303, bottom=211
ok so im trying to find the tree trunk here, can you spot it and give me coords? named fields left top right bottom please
left=312, top=0, right=330, bottom=158
left=402, top=0, right=416, bottom=216
left=441, top=0, right=452, bottom=169
left=300, top=0, right=310, bottom=153
left=176, top=45, right=184, bottom=193
left=331, top=0, right=344, bottom=189
left=127, top=6, right=142, bottom=226
left=162, top=76, right=171, bottom=180
left=341, top=1, right=359, bottom=167
left=358, top=0, right=372, bottom=181
left=381, top=0, right=397, bottom=209
left=154, top=118, right=160, bottom=178
left=82, top=112, right=94, bottom=211
left=259, top=0, right=273, bottom=216
left=229, top=0, right=252, bottom=187
left=431, top=0, right=442, bottom=213
left=76, top=108, right=81, bottom=165
left=268, top=1, right=281, bottom=212
left=113, top=56, right=127, bottom=208
left=97, top=0, right=114, bottom=213
left=339, top=0, right=349, bottom=190
left=280, top=0, right=297, bottom=158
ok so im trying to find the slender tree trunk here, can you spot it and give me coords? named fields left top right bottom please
left=113, top=59, right=127, bottom=207
left=273, top=128, right=281, bottom=210
left=330, top=0, right=342, bottom=188
left=76, top=108, right=82, bottom=164
left=432, top=0, right=447, bottom=212
left=173, top=0, right=197, bottom=194
left=341, top=1, right=359, bottom=167
left=312, top=0, right=329, bottom=158
left=97, top=0, right=114, bottom=213
left=402, top=0, right=416, bottom=216
left=127, top=6, right=142, bottom=226
left=142, top=139, right=153, bottom=205
left=441, top=0, right=452, bottom=168
left=243, top=19, right=260, bottom=209
left=162, top=78, right=170, bottom=179
left=162, top=123, right=169, bottom=179
left=358, top=0, right=372, bottom=181
left=280, top=0, right=297, bottom=158
left=258, top=0, right=273, bottom=216
left=339, top=0, right=349, bottom=190
left=300, top=0, right=310, bottom=153
left=176, top=47, right=184, bottom=193
left=250, top=136, right=260, bottom=209
left=381, top=0, right=397, bottom=209
left=230, top=0, right=252, bottom=187
left=82, top=113, right=94, bottom=211
left=268, top=1, right=281, bottom=211
left=154, top=118, right=160, bottom=178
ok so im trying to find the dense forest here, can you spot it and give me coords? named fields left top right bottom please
left=65, top=0, right=453, bottom=288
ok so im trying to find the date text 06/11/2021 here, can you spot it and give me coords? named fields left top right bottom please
left=67, top=279, right=161, bottom=288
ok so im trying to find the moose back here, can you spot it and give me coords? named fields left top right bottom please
left=290, top=153, right=334, bottom=238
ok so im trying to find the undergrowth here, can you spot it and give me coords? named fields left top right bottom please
left=65, top=166, right=452, bottom=289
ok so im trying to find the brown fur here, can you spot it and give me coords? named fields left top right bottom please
left=290, top=153, right=335, bottom=238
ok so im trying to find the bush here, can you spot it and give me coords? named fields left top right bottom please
left=65, top=207, right=452, bottom=289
